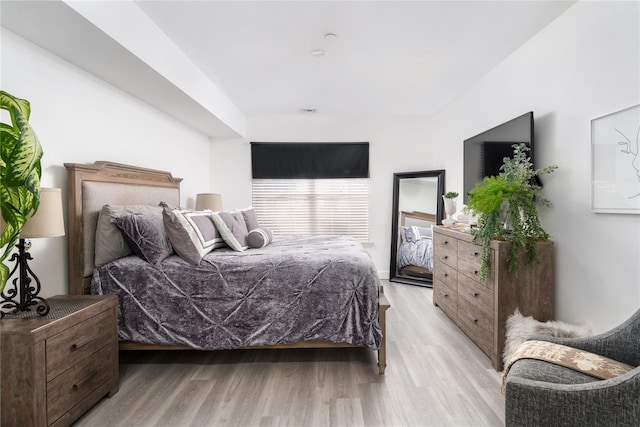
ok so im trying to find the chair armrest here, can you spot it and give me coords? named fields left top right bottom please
left=528, top=309, right=640, bottom=366
left=505, top=367, right=640, bottom=427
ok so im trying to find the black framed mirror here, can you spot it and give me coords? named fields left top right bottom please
left=389, top=170, right=445, bottom=287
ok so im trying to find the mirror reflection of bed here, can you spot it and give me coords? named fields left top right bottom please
left=397, top=211, right=436, bottom=281
left=389, top=170, right=444, bottom=288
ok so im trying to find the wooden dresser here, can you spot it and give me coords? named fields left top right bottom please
left=432, top=226, right=554, bottom=371
left=1, top=295, right=119, bottom=427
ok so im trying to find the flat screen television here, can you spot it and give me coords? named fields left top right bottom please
left=463, top=111, right=534, bottom=203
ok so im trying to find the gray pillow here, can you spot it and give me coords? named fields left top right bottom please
left=95, top=204, right=163, bottom=267
left=247, top=227, right=273, bottom=249
left=115, top=213, right=173, bottom=266
left=238, top=207, right=260, bottom=231
left=163, top=208, right=226, bottom=265
left=211, top=211, right=249, bottom=251
left=405, top=225, right=432, bottom=242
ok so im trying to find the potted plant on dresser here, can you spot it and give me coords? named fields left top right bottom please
left=431, top=142, right=557, bottom=371
left=443, top=191, right=459, bottom=223
left=466, top=143, right=557, bottom=280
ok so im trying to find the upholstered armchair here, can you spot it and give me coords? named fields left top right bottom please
left=504, top=308, right=640, bottom=427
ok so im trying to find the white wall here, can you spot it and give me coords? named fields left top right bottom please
left=211, top=1, right=640, bottom=332
left=430, top=0, right=640, bottom=332
left=1, top=30, right=212, bottom=297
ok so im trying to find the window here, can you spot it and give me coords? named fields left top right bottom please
left=251, top=142, right=370, bottom=242
left=252, top=178, right=369, bottom=241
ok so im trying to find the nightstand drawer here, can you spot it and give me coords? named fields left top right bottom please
left=47, top=344, right=112, bottom=425
left=46, top=309, right=114, bottom=381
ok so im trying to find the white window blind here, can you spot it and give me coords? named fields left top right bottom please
left=252, top=178, right=370, bottom=242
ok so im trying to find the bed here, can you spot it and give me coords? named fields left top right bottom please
left=64, top=161, right=390, bottom=374
left=395, top=211, right=435, bottom=280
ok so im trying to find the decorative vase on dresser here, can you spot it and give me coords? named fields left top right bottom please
left=1, top=295, right=119, bottom=427
left=432, top=226, right=554, bottom=371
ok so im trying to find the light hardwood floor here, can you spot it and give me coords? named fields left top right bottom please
left=75, top=281, right=505, bottom=427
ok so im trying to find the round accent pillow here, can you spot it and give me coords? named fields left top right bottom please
left=247, top=227, right=273, bottom=249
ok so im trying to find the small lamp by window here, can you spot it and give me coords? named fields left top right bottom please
left=195, top=193, right=223, bottom=212
left=0, top=188, right=65, bottom=318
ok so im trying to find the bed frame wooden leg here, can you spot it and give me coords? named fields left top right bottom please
left=378, top=285, right=391, bottom=374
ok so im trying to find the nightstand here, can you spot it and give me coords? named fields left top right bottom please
left=1, top=295, right=119, bottom=427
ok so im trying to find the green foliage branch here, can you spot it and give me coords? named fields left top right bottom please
left=0, top=90, right=43, bottom=293
left=466, top=143, right=557, bottom=280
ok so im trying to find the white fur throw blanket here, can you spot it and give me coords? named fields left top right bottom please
left=503, top=309, right=592, bottom=369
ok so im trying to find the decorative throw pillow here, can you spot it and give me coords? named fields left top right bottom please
left=163, top=208, right=226, bottom=265
left=247, top=227, right=273, bottom=249
left=404, top=225, right=432, bottom=242
left=211, top=211, right=249, bottom=251
left=95, top=204, right=163, bottom=267
left=114, top=213, right=173, bottom=266
left=237, top=206, right=260, bottom=231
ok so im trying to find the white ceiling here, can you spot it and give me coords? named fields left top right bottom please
left=1, top=0, right=576, bottom=136
left=134, top=1, right=575, bottom=116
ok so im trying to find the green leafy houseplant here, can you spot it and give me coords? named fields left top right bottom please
left=466, top=143, right=557, bottom=280
left=0, top=91, right=43, bottom=293
left=445, top=191, right=459, bottom=199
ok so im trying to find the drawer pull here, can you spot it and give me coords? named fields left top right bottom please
left=444, top=255, right=449, bottom=260
left=73, top=371, right=97, bottom=390
left=443, top=240, right=449, bottom=245
left=469, top=291, right=479, bottom=298
left=443, top=292, right=449, bottom=298
left=444, top=273, right=449, bottom=277
left=71, top=333, right=97, bottom=351
left=473, top=252, right=479, bottom=256
left=467, top=313, right=478, bottom=323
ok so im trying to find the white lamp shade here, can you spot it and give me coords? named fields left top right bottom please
left=195, top=193, right=223, bottom=212
left=20, top=188, right=65, bottom=238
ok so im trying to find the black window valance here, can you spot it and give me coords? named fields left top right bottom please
left=251, top=142, right=369, bottom=179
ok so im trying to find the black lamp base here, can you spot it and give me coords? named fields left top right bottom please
left=0, top=239, right=50, bottom=318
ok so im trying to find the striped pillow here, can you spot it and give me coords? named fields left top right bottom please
left=162, top=208, right=226, bottom=265
left=211, top=211, right=249, bottom=251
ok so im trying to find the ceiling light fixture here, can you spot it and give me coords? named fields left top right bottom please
left=310, top=49, right=326, bottom=57
left=300, top=108, right=317, bottom=114
left=324, top=33, right=337, bottom=40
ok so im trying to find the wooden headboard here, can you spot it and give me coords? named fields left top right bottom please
left=400, top=210, right=436, bottom=227
left=64, top=162, right=182, bottom=295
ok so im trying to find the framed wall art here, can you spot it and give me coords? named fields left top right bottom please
left=591, top=104, right=640, bottom=214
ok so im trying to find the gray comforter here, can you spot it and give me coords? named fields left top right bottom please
left=397, top=238, right=433, bottom=271
left=92, top=235, right=382, bottom=350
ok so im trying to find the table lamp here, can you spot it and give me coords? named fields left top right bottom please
left=195, top=193, right=223, bottom=212
left=0, top=188, right=65, bottom=318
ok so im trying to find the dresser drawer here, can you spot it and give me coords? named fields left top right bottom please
left=47, top=344, right=113, bottom=425
left=458, top=273, right=495, bottom=316
left=433, top=278, right=458, bottom=318
left=433, top=231, right=458, bottom=267
left=46, top=309, right=115, bottom=381
left=457, top=296, right=494, bottom=355
left=433, top=260, right=457, bottom=289
left=457, top=241, right=494, bottom=289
